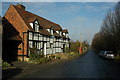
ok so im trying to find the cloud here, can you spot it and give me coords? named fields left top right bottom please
left=2, top=2, right=116, bottom=43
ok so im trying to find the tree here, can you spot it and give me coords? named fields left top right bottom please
left=91, top=1, right=120, bottom=54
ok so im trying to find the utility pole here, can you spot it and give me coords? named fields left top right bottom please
left=80, top=33, right=82, bottom=47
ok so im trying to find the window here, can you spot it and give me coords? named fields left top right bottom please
left=50, top=43, right=53, bottom=48
left=63, top=33, right=66, bottom=36
left=35, top=23, right=39, bottom=32
left=59, top=31, right=62, bottom=36
left=39, top=43, right=41, bottom=49
left=51, top=29, right=53, bottom=35
left=33, top=42, right=37, bottom=48
left=29, top=32, right=33, bottom=40
left=29, top=41, right=33, bottom=48
left=66, top=33, right=68, bottom=37
left=47, top=28, right=53, bottom=35
left=34, top=20, right=39, bottom=32
left=37, top=42, right=39, bottom=49
left=34, top=33, right=38, bottom=40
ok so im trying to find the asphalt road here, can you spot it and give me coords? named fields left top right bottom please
left=14, top=50, right=120, bottom=78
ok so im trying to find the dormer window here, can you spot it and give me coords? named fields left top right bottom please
left=50, top=26, right=54, bottom=35
left=51, top=29, right=53, bottom=35
left=47, top=27, right=53, bottom=35
left=63, top=33, right=66, bottom=36
left=34, top=20, right=39, bottom=32
left=48, top=29, right=53, bottom=35
left=30, top=20, right=40, bottom=32
left=56, top=30, right=62, bottom=36
left=59, top=31, right=62, bottom=36
left=66, top=33, right=68, bottom=37
left=62, top=29, right=68, bottom=37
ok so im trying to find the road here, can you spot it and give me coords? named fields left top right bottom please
left=14, top=50, right=120, bottom=78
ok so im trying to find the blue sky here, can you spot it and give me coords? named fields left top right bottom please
left=2, top=2, right=117, bottom=44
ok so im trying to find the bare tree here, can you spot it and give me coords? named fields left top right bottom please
left=92, top=1, right=120, bottom=54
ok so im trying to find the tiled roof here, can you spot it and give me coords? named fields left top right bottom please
left=4, top=4, right=69, bottom=39
left=62, top=29, right=68, bottom=33
left=53, top=32, right=61, bottom=37
left=39, top=29, right=51, bottom=36
left=14, top=4, right=62, bottom=34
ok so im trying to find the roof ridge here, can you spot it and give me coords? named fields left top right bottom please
left=23, top=9, right=62, bottom=30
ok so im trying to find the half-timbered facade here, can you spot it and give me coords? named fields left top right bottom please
left=3, top=4, right=70, bottom=61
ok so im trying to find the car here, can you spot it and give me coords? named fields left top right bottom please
left=99, top=51, right=115, bottom=59
left=99, top=51, right=106, bottom=57
left=104, top=51, right=114, bottom=59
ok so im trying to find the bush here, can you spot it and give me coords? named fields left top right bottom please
left=55, top=56, right=60, bottom=59
left=69, top=41, right=80, bottom=53
left=49, top=54, right=55, bottom=59
left=29, top=47, right=44, bottom=60
left=48, top=54, right=61, bottom=60
left=17, top=59, right=21, bottom=61
left=67, top=52, right=80, bottom=57
left=28, top=47, right=52, bottom=64
left=65, top=47, right=71, bottom=53
left=28, top=57, right=50, bottom=64
left=37, top=57, right=50, bottom=64
left=2, top=61, right=11, bottom=68
left=29, top=53, right=39, bottom=60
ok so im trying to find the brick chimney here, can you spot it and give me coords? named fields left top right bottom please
left=15, top=4, right=25, bottom=10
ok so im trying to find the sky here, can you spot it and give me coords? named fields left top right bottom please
left=1, top=0, right=120, bottom=2
left=1, top=2, right=117, bottom=44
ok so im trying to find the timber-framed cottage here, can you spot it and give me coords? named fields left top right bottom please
left=2, top=4, right=70, bottom=61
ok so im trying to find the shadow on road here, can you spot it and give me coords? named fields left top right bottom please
left=2, top=68, right=23, bottom=79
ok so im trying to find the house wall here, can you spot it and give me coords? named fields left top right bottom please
left=4, top=5, right=30, bottom=37
left=28, top=31, right=44, bottom=54
left=27, top=31, right=69, bottom=56
left=4, top=5, right=70, bottom=61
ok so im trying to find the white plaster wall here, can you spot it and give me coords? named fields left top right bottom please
left=47, top=29, right=50, bottom=32
left=56, top=31, right=58, bottom=34
left=30, top=23, right=33, bottom=28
